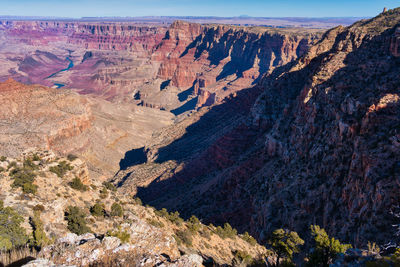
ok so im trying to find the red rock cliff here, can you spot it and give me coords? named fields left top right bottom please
left=153, top=20, right=320, bottom=107
left=119, top=9, right=400, bottom=247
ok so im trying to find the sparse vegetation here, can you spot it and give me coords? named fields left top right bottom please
left=146, top=218, right=165, bottom=228
left=29, top=210, right=50, bottom=248
left=99, top=187, right=109, bottom=199
left=0, top=201, right=28, bottom=250
left=65, top=206, right=91, bottom=235
left=110, top=202, right=123, bottom=217
left=269, top=228, right=304, bottom=266
left=233, top=250, right=254, bottom=265
left=132, top=197, right=142, bottom=205
left=90, top=202, right=105, bottom=217
left=67, top=154, right=78, bottom=161
left=9, top=166, right=38, bottom=194
left=49, top=161, right=73, bottom=178
left=31, top=154, right=41, bottom=162
left=0, top=246, right=38, bottom=267
left=214, top=223, right=237, bottom=239
left=69, top=177, right=88, bottom=191
left=154, top=208, right=184, bottom=225
left=307, top=225, right=351, bottom=267
left=174, top=229, right=193, bottom=247
left=23, top=158, right=39, bottom=171
left=106, top=227, right=130, bottom=243
left=103, top=182, right=117, bottom=192
left=199, top=227, right=212, bottom=240
left=32, top=204, right=45, bottom=213
left=187, top=215, right=201, bottom=233
left=241, top=231, right=257, bottom=246
left=7, top=161, right=17, bottom=170
left=0, top=156, right=7, bottom=162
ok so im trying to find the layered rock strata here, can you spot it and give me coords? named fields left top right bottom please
left=117, top=9, right=400, bottom=247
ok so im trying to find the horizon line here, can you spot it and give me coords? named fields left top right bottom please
left=0, top=15, right=369, bottom=20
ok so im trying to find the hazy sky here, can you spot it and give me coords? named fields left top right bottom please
left=0, top=0, right=399, bottom=18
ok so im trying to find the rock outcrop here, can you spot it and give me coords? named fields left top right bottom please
left=152, top=21, right=321, bottom=109
left=0, top=79, right=173, bottom=179
left=0, top=150, right=269, bottom=267
left=0, top=19, right=321, bottom=111
left=390, top=27, right=400, bottom=57
left=117, top=8, right=400, bottom=248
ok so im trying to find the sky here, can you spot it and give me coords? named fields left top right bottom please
left=0, top=0, right=399, bottom=18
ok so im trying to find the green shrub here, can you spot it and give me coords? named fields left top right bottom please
left=214, top=223, right=237, bottom=239
left=0, top=167, right=4, bottom=173
left=0, top=156, right=7, bottom=162
left=241, top=231, right=257, bottom=246
left=390, top=248, right=400, bottom=264
left=269, top=228, right=304, bottom=266
left=199, top=228, right=212, bottom=240
left=99, top=187, right=109, bottom=199
left=233, top=250, right=254, bottom=265
left=23, top=158, right=38, bottom=171
left=132, top=197, right=142, bottom=205
left=90, top=202, right=105, bottom=217
left=146, top=218, right=165, bottom=228
left=49, top=161, right=73, bottom=178
left=69, top=177, right=88, bottom=191
left=29, top=211, right=50, bottom=248
left=106, top=227, right=130, bottom=243
left=22, top=183, right=38, bottom=194
left=154, top=208, right=169, bottom=218
left=7, top=161, right=17, bottom=170
left=187, top=215, right=201, bottom=233
left=167, top=211, right=183, bottom=225
left=32, top=204, right=45, bottom=213
left=9, top=166, right=37, bottom=194
left=67, top=154, right=78, bottom=161
left=174, top=229, right=193, bottom=247
left=103, top=182, right=117, bottom=192
left=31, top=154, right=41, bottom=162
left=110, top=202, right=123, bottom=217
left=154, top=208, right=184, bottom=225
left=0, top=201, right=28, bottom=250
left=307, top=225, right=352, bottom=267
left=64, top=206, right=91, bottom=235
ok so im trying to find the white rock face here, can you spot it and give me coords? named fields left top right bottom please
left=22, top=258, right=76, bottom=267
left=102, top=236, right=121, bottom=250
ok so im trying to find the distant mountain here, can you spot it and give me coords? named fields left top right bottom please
left=0, top=15, right=365, bottom=28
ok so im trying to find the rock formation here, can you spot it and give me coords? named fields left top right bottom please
left=116, top=8, right=400, bottom=248
left=0, top=19, right=321, bottom=111
left=0, top=150, right=269, bottom=266
left=0, top=79, right=173, bottom=179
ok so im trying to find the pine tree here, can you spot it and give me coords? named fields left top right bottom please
left=269, top=228, right=304, bottom=266
left=307, top=225, right=352, bottom=267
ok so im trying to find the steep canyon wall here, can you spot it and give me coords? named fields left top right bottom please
left=0, top=20, right=321, bottom=110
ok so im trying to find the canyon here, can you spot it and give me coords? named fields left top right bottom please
left=0, top=19, right=321, bottom=110
left=0, top=8, right=399, bottom=267
left=0, top=18, right=321, bottom=177
left=115, top=9, right=400, bottom=249
left=0, top=79, right=173, bottom=179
